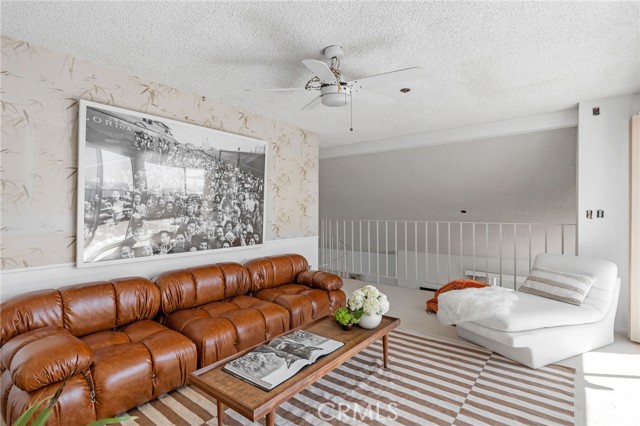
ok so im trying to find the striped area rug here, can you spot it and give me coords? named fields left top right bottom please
left=122, top=329, right=575, bottom=426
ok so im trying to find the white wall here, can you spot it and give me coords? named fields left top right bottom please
left=320, top=127, right=577, bottom=224
left=578, top=93, right=640, bottom=331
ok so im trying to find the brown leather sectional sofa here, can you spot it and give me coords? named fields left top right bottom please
left=0, top=254, right=344, bottom=426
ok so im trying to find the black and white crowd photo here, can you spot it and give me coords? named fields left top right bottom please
left=78, top=101, right=266, bottom=265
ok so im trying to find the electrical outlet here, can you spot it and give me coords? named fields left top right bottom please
left=597, top=210, right=604, bottom=218
left=586, top=210, right=593, bottom=219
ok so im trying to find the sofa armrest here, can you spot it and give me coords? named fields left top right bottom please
left=297, top=270, right=343, bottom=291
left=10, top=331, right=93, bottom=392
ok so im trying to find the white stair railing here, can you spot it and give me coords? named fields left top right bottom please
left=319, top=218, right=576, bottom=290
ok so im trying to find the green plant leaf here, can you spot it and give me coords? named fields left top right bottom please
left=30, top=406, right=52, bottom=426
left=87, top=416, right=137, bottom=425
left=12, top=397, right=51, bottom=426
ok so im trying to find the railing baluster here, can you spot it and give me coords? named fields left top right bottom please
left=415, top=221, right=418, bottom=284
left=320, top=219, right=324, bottom=269
left=447, top=222, right=451, bottom=282
left=385, top=221, right=389, bottom=278
left=528, top=224, right=532, bottom=273
left=376, top=220, right=380, bottom=284
left=342, top=220, right=346, bottom=275
left=472, top=222, right=476, bottom=280
left=359, top=221, right=363, bottom=275
left=499, top=223, right=503, bottom=287
left=367, top=220, right=371, bottom=277
left=460, top=222, right=464, bottom=279
left=404, top=221, right=408, bottom=282
left=436, top=223, right=440, bottom=285
left=339, top=219, right=343, bottom=274
left=561, top=224, right=565, bottom=255
left=351, top=220, right=354, bottom=275
left=485, top=223, right=489, bottom=285
left=394, top=221, right=398, bottom=281
left=425, top=221, right=429, bottom=285
left=545, top=226, right=548, bottom=253
left=514, top=223, right=517, bottom=290
left=329, top=220, right=333, bottom=272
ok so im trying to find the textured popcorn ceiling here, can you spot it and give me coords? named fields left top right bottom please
left=2, top=1, right=639, bottom=148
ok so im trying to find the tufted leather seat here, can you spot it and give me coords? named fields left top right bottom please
left=156, top=263, right=291, bottom=368
left=245, top=254, right=346, bottom=328
left=0, top=278, right=197, bottom=426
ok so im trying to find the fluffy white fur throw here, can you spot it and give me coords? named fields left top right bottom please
left=437, top=286, right=518, bottom=326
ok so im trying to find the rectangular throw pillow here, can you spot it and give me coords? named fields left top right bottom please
left=518, top=266, right=596, bottom=305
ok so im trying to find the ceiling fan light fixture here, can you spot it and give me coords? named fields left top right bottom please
left=320, top=85, right=351, bottom=107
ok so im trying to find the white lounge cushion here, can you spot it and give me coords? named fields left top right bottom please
left=472, top=291, right=604, bottom=332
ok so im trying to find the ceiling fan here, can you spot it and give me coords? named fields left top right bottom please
left=246, top=45, right=427, bottom=111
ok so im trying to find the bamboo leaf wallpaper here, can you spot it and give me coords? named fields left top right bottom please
left=0, top=36, right=319, bottom=269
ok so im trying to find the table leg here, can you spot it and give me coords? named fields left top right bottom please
left=266, top=410, right=275, bottom=426
left=217, top=400, right=224, bottom=426
left=383, top=334, right=389, bottom=369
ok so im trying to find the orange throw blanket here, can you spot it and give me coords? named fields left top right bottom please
left=426, top=279, right=489, bottom=313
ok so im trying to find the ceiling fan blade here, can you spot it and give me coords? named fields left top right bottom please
left=244, top=88, right=306, bottom=92
left=301, top=95, right=322, bottom=111
left=302, top=59, right=337, bottom=84
left=351, top=88, right=394, bottom=105
left=347, top=67, right=427, bottom=88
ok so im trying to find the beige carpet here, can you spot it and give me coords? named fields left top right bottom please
left=122, top=328, right=575, bottom=426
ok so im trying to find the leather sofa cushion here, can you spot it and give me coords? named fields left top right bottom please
left=297, top=270, right=343, bottom=291
left=164, top=295, right=289, bottom=367
left=4, top=373, right=96, bottom=426
left=81, top=331, right=130, bottom=352
left=79, top=319, right=169, bottom=352
left=254, top=284, right=332, bottom=328
left=1, top=290, right=64, bottom=346
left=10, top=332, right=93, bottom=392
left=471, top=291, right=604, bottom=332
left=59, top=278, right=160, bottom=336
left=91, top=327, right=196, bottom=418
left=1, top=326, right=66, bottom=371
left=156, top=263, right=251, bottom=314
left=1, top=278, right=161, bottom=344
left=245, top=254, right=309, bottom=292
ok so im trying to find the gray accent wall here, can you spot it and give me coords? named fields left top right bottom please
left=319, top=127, right=577, bottom=224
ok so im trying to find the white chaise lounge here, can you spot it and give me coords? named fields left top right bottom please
left=456, top=253, right=620, bottom=369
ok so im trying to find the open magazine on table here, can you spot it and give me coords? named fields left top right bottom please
left=223, top=330, right=344, bottom=391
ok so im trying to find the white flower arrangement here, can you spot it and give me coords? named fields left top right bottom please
left=347, top=285, right=390, bottom=316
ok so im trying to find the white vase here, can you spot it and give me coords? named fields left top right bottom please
left=359, top=313, right=382, bottom=329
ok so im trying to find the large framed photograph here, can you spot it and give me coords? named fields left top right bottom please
left=77, top=100, right=266, bottom=267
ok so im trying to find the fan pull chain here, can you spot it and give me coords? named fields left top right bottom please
left=350, top=92, right=353, bottom=132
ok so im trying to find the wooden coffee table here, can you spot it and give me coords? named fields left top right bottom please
left=189, top=315, right=401, bottom=426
